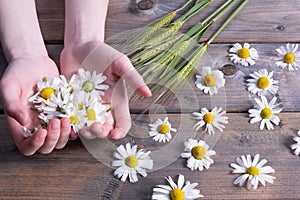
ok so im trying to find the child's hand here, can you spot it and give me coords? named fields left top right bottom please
left=60, top=41, right=151, bottom=139
left=0, top=56, right=75, bottom=156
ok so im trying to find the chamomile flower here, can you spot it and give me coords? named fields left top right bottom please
left=84, top=100, right=108, bottom=127
left=112, top=143, right=153, bottom=183
left=193, top=107, right=228, bottom=135
left=67, top=108, right=86, bottom=133
left=230, top=154, right=275, bottom=190
left=149, top=117, right=177, bottom=143
left=29, top=76, right=63, bottom=103
left=152, top=174, right=204, bottom=200
left=229, top=43, right=259, bottom=67
left=248, top=95, right=282, bottom=130
left=195, top=66, right=225, bottom=96
left=290, top=131, right=300, bottom=155
left=275, top=43, right=300, bottom=71
left=246, top=69, right=279, bottom=96
left=181, top=138, right=216, bottom=171
left=75, top=68, right=109, bottom=99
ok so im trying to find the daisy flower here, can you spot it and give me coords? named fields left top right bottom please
left=193, top=107, right=228, bottom=134
left=229, top=43, right=259, bottom=67
left=181, top=138, right=216, bottom=171
left=149, top=117, right=177, bottom=143
left=230, top=154, right=275, bottom=190
left=84, top=100, right=108, bottom=127
left=67, top=108, right=86, bottom=133
left=290, top=131, right=300, bottom=155
left=28, top=76, right=63, bottom=103
left=112, top=143, right=153, bottom=183
left=152, top=174, right=204, bottom=200
left=275, top=43, right=300, bottom=71
left=75, top=68, right=109, bottom=99
left=195, top=66, right=225, bottom=96
left=248, top=95, right=282, bottom=130
left=246, top=69, right=279, bottom=96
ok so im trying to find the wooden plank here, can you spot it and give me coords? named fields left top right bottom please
left=1, top=113, right=300, bottom=199
left=34, top=0, right=300, bottom=43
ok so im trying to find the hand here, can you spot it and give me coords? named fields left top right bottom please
left=0, top=56, right=74, bottom=156
left=60, top=41, right=151, bottom=139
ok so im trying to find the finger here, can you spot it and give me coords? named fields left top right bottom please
left=38, top=118, right=61, bottom=154
left=109, top=80, right=131, bottom=139
left=0, top=80, right=28, bottom=125
left=55, top=118, right=71, bottom=149
left=5, top=115, right=46, bottom=156
left=112, top=55, right=152, bottom=97
left=19, top=130, right=47, bottom=156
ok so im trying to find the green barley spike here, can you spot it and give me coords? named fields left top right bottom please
left=130, top=35, right=181, bottom=65
left=144, top=21, right=183, bottom=47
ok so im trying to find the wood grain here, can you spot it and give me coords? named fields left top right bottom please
left=33, top=0, right=300, bottom=43
left=1, top=113, right=300, bottom=199
left=1, top=0, right=300, bottom=199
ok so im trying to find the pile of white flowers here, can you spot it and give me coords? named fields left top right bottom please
left=27, top=68, right=110, bottom=134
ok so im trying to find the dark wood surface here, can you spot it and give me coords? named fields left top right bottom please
left=1, top=0, right=300, bottom=199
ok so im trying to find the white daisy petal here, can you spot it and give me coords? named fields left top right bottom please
left=248, top=96, right=282, bottom=130
left=181, top=138, right=216, bottom=171
left=148, top=117, right=177, bottom=143
left=152, top=174, right=203, bottom=199
left=230, top=154, right=275, bottom=190
left=195, top=66, right=225, bottom=96
left=112, top=143, right=153, bottom=183
left=228, top=42, right=258, bottom=66
left=275, top=43, right=300, bottom=71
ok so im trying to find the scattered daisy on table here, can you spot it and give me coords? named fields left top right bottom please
left=248, top=95, right=282, bottom=130
left=112, top=143, right=153, bottom=183
left=246, top=68, right=279, bottom=96
left=193, top=107, right=228, bottom=135
left=291, top=131, right=300, bottom=156
left=275, top=43, right=300, bottom=71
left=195, top=66, right=225, bottom=96
left=149, top=117, right=177, bottom=143
left=229, top=42, right=259, bottom=67
left=152, top=174, right=204, bottom=200
left=230, top=154, right=275, bottom=190
left=181, top=138, right=216, bottom=171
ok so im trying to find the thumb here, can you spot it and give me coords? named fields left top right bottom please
left=0, top=82, right=28, bottom=125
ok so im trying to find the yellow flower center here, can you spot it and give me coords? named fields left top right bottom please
left=257, top=77, right=270, bottom=89
left=191, top=145, right=207, bottom=160
left=246, top=166, right=260, bottom=176
left=40, top=87, right=55, bottom=100
left=125, top=155, right=138, bottom=168
left=284, top=53, right=295, bottom=64
left=158, top=124, right=170, bottom=134
left=169, top=188, right=184, bottom=200
left=260, top=108, right=272, bottom=119
left=82, top=80, right=95, bottom=92
left=77, top=102, right=84, bottom=110
left=86, top=108, right=96, bottom=121
left=203, top=74, right=216, bottom=87
left=238, top=47, right=250, bottom=59
left=203, top=112, right=214, bottom=124
left=70, top=115, right=80, bottom=125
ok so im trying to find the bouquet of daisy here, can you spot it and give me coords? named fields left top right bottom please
left=24, top=68, right=110, bottom=137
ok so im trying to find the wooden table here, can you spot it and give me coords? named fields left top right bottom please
left=1, top=0, right=300, bottom=199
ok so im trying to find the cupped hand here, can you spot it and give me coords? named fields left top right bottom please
left=0, top=56, right=73, bottom=156
left=60, top=41, right=151, bottom=139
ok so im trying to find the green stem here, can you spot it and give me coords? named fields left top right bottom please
left=207, top=0, right=250, bottom=45
left=201, top=0, right=236, bottom=25
left=175, top=0, right=211, bottom=23
left=176, top=0, right=194, bottom=12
